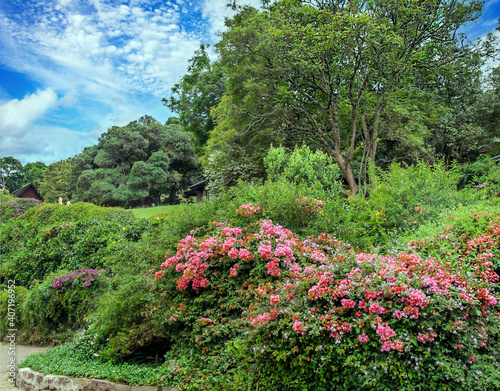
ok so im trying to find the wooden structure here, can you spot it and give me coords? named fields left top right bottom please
left=183, top=180, right=209, bottom=203
left=11, top=183, right=44, bottom=201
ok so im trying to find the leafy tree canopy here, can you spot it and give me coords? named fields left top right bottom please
left=207, top=0, right=495, bottom=195
left=38, top=116, right=199, bottom=207
left=0, top=156, right=26, bottom=192
left=164, top=44, right=226, bottom=153
left=74, top=116, right=199, bottom=207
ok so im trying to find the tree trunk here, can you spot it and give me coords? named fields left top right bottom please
left=332, top=150, right=358, bottom=195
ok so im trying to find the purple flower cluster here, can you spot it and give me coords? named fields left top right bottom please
left=52, top=267, right=108, bottom=293
left=0, top=196, right=41, bottom=222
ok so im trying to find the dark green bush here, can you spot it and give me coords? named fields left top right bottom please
left=0, top=283, right=29, bottom=341
left=459, top=155, right=500, bottom=196
left=326, top=161, right=479, bottom=248
left=0, top=203, right=146, bottom=286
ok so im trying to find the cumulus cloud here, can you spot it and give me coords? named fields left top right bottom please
left=0, top=88, right=61, bottom=137
left=0, top=0, right=262, bottom=163
left=0, top=0, right=203, bottom=99
left=0, top=124, right=96, bottom=165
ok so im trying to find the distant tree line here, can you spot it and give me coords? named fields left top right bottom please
left=1, top=116, right=201, bottom=207
left=0, top=157, right=47, bottom=192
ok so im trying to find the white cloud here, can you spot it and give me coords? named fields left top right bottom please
left=0, top=88, right=62, bottom=137
left=0, top=0, right=262, bottom=163
left=201, top=0, right=261, bottom=36
left=0, top=0, right=202, bottom=102
left=0, top=124, right=96, bottom=165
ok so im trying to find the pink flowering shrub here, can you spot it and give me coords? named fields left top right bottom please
left=153, top=205, right=500, bottom=390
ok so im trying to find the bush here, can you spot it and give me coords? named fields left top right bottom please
left=52, top=204, right=498, bottom=390
left=0, top=283, right=29, bottom=341
left=0, top=203, right=145, bottom=286
left=459, top=155, right=500, bottom=197
left=19, top=267, right=109, bottom=344
left=264, top=145, right=341, bottom=193
left=340, top=161, right=479, bottom=248
left=0, top=189, right=41, bottom=224
left=18, top=202, right=135, bottom=226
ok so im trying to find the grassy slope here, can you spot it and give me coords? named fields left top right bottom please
left=130, top=205, right=182, bottom=219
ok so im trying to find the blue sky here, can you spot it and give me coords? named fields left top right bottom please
left=0, top=0, right=498, bottom=165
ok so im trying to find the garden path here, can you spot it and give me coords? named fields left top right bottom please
left=0, top=343, right=48, bottom=391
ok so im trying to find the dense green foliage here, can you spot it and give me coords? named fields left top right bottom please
left=199, top=0, right=496, bottom=194
left=37, top=116, right=200, bottom=207
left=18, top=190, right=500, bottom=390
left=3, top=1, right=499, bottom=390
left=163, top=44, right=225, bottom=152
left=0, top=188, right=41, bottom=224
left=0, top=203, right=137, bottom=286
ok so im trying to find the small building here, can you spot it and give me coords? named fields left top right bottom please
left=492, top=155, right=500, bottom=164
left=11, top=183, right=44, bottom=202
left=183, top=180, right=209, bottom=203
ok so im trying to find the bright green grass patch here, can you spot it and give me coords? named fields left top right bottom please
left=131, top=205, right=182, bottom=219
left=19, top=344, right=176, bottom=387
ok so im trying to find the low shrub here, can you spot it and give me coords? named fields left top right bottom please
left=264, top=144, right=341, bottom=193
left=0, top=283, right=29, bottom=340
left=0, top=189, right=41, bottom=224
left=0, top=202, right=149, bottom=286
left=18, top=202, right=135, bottom=226
left=1, top=218, right=127, bottom=286
left=459, top=155, right=500, bottom=196
left=335, top=161, right=481, bottom=248
left=17, top=267, right=109, bottom=344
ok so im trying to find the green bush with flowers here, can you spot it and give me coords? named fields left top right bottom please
left=0, top=188, right=41, bottom=224
left=28, top=202, right=497, bottom=391
left=10, top=158, right=500, bottom=390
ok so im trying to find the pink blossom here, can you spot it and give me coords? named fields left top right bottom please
left=358, top=333, right=369, bottom=343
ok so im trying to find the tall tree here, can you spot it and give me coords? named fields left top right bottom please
left=23, top=161, right=47, bottom=189
left=39, top=160, right=75, bottom=203
left=213, top=0, right=491, bottom=194
left=75, top=117, right=199, bottom=207
left=164, top=44, right=226, bottom=152
left=0, top=156, right=26, bottom=192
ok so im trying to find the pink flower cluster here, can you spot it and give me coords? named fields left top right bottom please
left=358, top=333, right=369, bottom=343
left=235, top=203, right=264, bottom=216
left=157, top=208, right=500, bottom=360
left=292, top=320, right=306, bottom=335
left=229, top=263, right=240, bottom=277
left=417, top=331, right=437, bottom=343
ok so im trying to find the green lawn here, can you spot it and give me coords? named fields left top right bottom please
left=130, top=204, right=182, bottom=219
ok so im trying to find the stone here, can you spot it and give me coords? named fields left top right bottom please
left=16, top=369, right=180, bottom=391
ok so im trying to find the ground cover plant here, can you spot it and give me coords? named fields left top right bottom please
left=21, top=202, right=500, bottom=390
